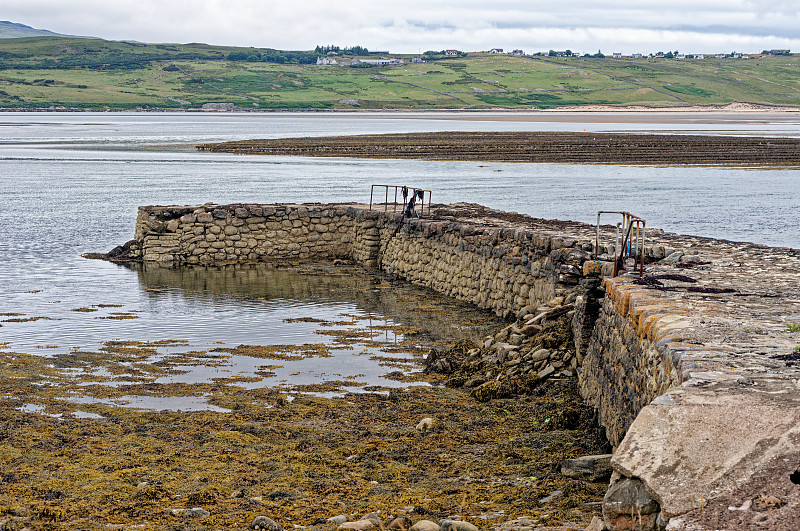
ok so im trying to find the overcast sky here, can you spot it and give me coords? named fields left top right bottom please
left=4, top=0, right=800, bottom=54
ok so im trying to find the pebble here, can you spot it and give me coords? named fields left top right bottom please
left=415, top=417, right=435, bottom=432
left=528, top=348, right=551, bottom=362
left=728, top=499, right=752, bottom=511
left=538, top=490, right=563, bottom=504
left=662, top=251, right=684, bottom=264
left=537, top=364, right=556, bottom=379
left=251, top=516, right=283, bottom=531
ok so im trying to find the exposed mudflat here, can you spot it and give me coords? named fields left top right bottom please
left=0, top=379, right=609, bottom=530
left=197, top=131, right=800, bottom=167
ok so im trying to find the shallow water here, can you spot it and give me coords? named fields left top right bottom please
left=2, top=262, right=498, bottom=404
left=1, top=112, right=798, bottom=407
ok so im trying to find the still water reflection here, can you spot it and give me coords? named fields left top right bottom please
left=2, top=262, right=499, bottom=406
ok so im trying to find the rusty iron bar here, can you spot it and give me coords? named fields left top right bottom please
left=596, top=211, right=646, bottom=276
left=369, top=184, right=432, bottom=217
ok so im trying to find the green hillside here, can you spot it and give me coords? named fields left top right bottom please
left=0, top=21, right=73, bottom=39
left=1, top=36, right=799, bottom=110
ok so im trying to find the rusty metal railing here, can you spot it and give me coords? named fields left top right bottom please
left=369, top=185, right=432, bottom=218
left=595, top=211, right=646, bottom=277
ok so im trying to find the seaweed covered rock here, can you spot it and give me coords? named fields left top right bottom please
left=83, top=239, right=142, bottom=262
left=251, top=516, right=283, bottom=531
left=426, top=300, right=579, bottom=402
left=423, top=340, right=476, bottom=375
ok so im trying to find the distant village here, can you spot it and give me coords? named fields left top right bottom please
left=316, top=47, right=793, bottom=66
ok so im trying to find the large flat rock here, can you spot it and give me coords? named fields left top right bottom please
left=613, top=371, right=800, bottom=519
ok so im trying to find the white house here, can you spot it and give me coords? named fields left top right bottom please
left=317, top=57, right=338, bottom=65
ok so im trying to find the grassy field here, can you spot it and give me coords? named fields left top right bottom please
left=1, top=37, right=799, bottom=110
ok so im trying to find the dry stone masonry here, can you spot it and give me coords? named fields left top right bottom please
left=110, top=201, right=800, bottom=531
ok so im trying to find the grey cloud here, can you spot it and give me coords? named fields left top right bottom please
left=397, top=20, right=460, bottom=32
left=2, top=0, right=799, bottom=53
left=745, top=0, right=800, bottom=16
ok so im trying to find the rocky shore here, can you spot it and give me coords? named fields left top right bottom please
left=0, top=378, right=611, bottom=530
left=14, top=197, right=799, bottom=530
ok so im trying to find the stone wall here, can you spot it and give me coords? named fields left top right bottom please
left=130, top=203, right=596, bottom=319
left=579, top=277, right=683, bottom=447
left=121, top=202, right=800, bottom=531
left=133, top=204, right=356, bottom=264
left=378, top=218, right=595, bottom=317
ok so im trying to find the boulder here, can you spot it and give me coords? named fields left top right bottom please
left=388, top=517, right=410, bottom=530
left=185, top=507, right=210, bottom=517
left=408, top=520, right=440, bottom=531
left=338, top=521, right=377, bottom=531
left=560, top=454, right=613, bottom=482
left=440, top=520, right=478, bottom=531
left=602, top=478, right=660, bottom=531
left=251, top=516, right=283, bottom=531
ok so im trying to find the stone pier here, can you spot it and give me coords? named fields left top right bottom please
left=110, top=201, right=800, bottom=530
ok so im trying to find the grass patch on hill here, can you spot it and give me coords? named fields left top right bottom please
left=1, top=37, right=799, bottom=109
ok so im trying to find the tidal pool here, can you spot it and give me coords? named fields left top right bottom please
left=0, top=263, right=501, bottom=412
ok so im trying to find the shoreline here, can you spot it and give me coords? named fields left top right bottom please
left=2, top=102, right=800, bottom=118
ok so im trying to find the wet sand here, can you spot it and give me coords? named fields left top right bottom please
left=381, top=111, right=800, bottom=125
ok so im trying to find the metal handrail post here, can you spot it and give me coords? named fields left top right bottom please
left=597, top=210, right=646, bottom=277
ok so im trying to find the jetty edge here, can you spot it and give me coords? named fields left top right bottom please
left=99, top=201, right=800, bottom=531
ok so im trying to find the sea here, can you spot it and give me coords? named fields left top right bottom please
left=1, top=111, right=798, bottom=409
